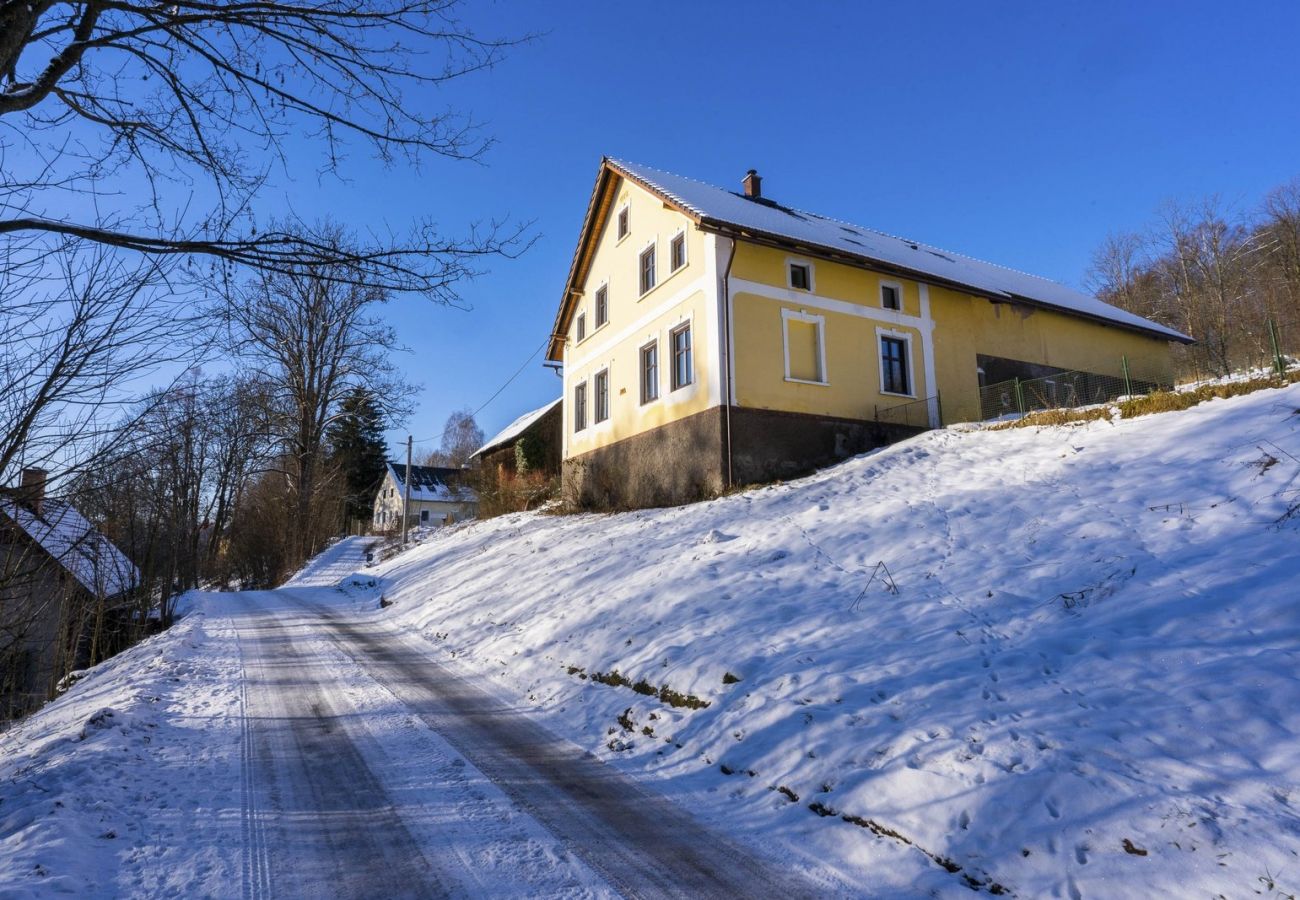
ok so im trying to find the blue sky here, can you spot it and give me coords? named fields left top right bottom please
left=266, top=0, right=1300, bottom=456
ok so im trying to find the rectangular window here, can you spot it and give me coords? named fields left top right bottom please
left=420, top=510, right=429, bottom=522
left=881, top=283, right=901, bottom=310
left=640, top=341, right=659, bottom=404
left=594, top=369, right=609, bottom=423
left=576, top=311, right=586, bottom=342
left=881, top=336, right=910, bottom=395
left=670, top=232, right=687, bottom=272
left=670, top=323, right=693, bottom=390
left=574, top=382, right=587, bottom=431
left=595, top=285, right=608, bottom=328
left=789, top=262, right=811, bottom=291
left=639, top=245, right=656, bottom=295
left=617, top=205, right=630, bottom=239
left=783, top=312, right=825, bottom=383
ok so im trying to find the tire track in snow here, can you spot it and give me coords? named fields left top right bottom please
left=235, top=600, right=454, bottom=899
left=287, top=591, right=841, bottom=900
left=235, top=628, right=271, bottom=900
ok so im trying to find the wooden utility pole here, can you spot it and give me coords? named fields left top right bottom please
left=402, top=435, right=413, bottom=546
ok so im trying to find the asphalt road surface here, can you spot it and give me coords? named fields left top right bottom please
left=224, top=577, right=843, bottom=899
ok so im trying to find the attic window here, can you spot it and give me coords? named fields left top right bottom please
left=617, top=204, right=630, bottom=240
left=595, top=285, right=608, bottom=328
left=576, top=311, right=587, bottom=342
left=788, top=261, right=812, bottom=291
left=670, top=232, right=687, bottom=272
left=639, top=244, right=657, bottom=295
left=881, top=283, right=901, bottom=311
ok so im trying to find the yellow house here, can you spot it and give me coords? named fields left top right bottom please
left=547, top=158, right=1191, bottom=508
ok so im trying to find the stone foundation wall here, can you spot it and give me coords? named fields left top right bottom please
left=728, top=406, right=922, bottom=486
left=562, top=407, right=726, bottom=510
left=562, top=404, right=923, bottom=510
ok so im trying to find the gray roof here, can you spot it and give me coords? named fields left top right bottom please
left=0, top=499, right=138, bottom=597
left=607, top=159, right=1191, bottom=343
left=386, top=463, right=476, bottom=503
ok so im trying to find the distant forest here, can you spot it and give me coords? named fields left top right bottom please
left=1087, top=176, right=1300, bottom=380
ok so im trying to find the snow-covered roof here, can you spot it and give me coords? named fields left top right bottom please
left=600, top=159, right=1191, bottom=344
left=0, top=499, right=139, bottom=598
left=470, top=398, right=562, bottom=461
left=386, top=463, right=477, bottom=503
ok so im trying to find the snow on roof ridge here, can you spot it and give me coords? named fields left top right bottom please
left=796, top=207, right=1063, bottom=291
left=607, top=158, right=1189, bottom=342
left=607, top=158, right=715, bottom=216
left=615, top=157, right=1062, bottom=292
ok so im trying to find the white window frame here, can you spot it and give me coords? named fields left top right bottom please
left=594, top=282, right=609, bottom=330
left=781, top=308, right=828, bottom=385
left=593, top=368, right=610, bottom=424
left=876, top=327, right=917, bottom=398
left=668, top=228, right=688, bottom=274
left=786, top=257, right=815, bottom=292
left=879, top=279, right=904, bottom=311
left=638, top=240, right=657, bottom=297
left=615, top=202, right=631, bottom=243
left=669, top=321, right=693, bottom=392
left=575, top=310, right=587, bottom=343
left=573, top=380, right=588, bottom=432
left=639, top=339, right=660, bottom=405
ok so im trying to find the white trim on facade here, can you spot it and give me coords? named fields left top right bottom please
left=879, top=279, right=904, bottom=311
left=730, top=277, right=928, bottom=330
left=568, top=275, right=706, bottom=372
left=704, top=232, right=726, bottom=408
left=785, top=256, right=816, bottom=292
left=781, top=307, right=829, bottom=385
left=875, top=326, right=917, bottom=399
left=918, top=284, right=940, bottom=427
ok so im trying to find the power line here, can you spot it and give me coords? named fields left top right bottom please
left=410, top=338, right=549, bottom=444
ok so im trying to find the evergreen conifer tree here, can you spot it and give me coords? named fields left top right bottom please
left=328, top=390, right=389, bottom=525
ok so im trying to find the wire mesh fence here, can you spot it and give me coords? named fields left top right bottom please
left=978, top=362, right=1171, bottom=422
left=873, top=395, right=940, bottom=430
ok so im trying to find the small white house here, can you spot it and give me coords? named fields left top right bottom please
left=371, top=463, right=477, bottom=531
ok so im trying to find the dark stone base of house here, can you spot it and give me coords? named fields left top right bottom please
left=563, top=407, right=727, bottom=510
left=728, top=406, right=922, bottom=486
left=563, top=405, right=923, bottom=510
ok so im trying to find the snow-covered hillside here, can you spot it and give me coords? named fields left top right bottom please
left=3, top=383, right=1297, bottom=899
left=357, top=381, right=1300, bottom=898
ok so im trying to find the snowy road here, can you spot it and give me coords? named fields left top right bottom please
left=222, top=558, right=836, bottom=898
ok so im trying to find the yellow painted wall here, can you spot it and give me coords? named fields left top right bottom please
left=928, top=286, right=1173, bottom=423
left=563, top=177, right=714, bottom=458
left=730, top=243, right=930, bottom=419
left=728, top=242, right=1173, bottom=425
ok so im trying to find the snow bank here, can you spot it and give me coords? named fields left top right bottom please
left=0, top=599, right=246, bottom=897
left=361, top=381, right=1300, bottom=898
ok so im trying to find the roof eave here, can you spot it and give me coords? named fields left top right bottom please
left=697, top=220, right=1193, bottom=345
left=547, top=159, right=704, bottom=362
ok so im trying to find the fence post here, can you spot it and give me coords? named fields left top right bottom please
left=1268, top=317, right=1286, bottom=378
left=1014, top=378, right=1024, bottom=414
left=1121, top=355, right=1133, bottom=397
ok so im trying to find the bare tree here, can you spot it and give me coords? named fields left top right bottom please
left=228, top=224, right=414, bottom=564
left=0, top=239, right=200, bottom=495
left=0, top=1, right=527, bottom=293
left=419, top=408, right=483, bottom=469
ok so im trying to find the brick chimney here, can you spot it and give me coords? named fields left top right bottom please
left=742, top=169, right=762, bottom=199
left=19, top=467, right=46, bottom=515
